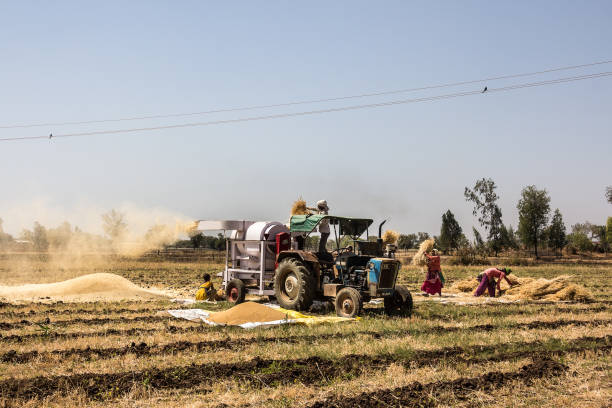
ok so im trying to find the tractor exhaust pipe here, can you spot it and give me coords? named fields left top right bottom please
left=378, top=220, right=387, bottom=239
left=377, top=220, right=387, bottom=257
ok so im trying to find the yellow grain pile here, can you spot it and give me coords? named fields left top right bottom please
left=207, top=301, right=288, bottom=325
left=291, top=198, right=311, bottom=216
left=382, top=230, right=400, bottom=245
left=505, top=275, right=593, bottom=302
left=412, top=238, right=435, bottom=266
left=0, top=273, right=168, bottom=302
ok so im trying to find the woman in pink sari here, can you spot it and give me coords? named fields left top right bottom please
left=421, top=250, right=443, bottom=296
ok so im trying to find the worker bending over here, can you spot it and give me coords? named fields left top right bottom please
left=195, top=273, right=223, bottom=301
left=474, top=267, right=514, bottom=297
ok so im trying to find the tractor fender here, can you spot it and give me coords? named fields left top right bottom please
left=277, top=250, right=321, bottom=290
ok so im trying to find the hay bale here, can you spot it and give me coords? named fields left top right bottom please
left=382, top=230, right=400, bottom=245
left=543, top=284, right=593, bottom=302
left=291, top=198, right=311, bottom=216
left=412, top=238, right=435, bottom=266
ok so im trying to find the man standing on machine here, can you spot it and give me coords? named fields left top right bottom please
left=309, top=200, right=330, bottom=253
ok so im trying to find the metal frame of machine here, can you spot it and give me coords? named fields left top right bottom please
left=195, top=220, right=289, bottom=298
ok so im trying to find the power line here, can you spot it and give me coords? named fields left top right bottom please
left=1, top=71, right=610, bottom=143
left=1, top=59, right=611, bottom=129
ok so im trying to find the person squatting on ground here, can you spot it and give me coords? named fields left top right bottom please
left=195, top=273, right=223, bottom=301
left=308, top=200, right=330, bottom=253
left=474, top=267, right=514, bottom=297
left=421, top=249, right=444, bottom=296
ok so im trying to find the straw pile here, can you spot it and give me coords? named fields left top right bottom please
left=207, top=301, right=289, bottom=325
left=291, top=198, right=311, bottom=216
left=450, top=275, right=533, bottom=294
left=451, top=278, right=480, bottom=292
left=505, top=275, right=593, bottom=302
left=412, top=238, right=435, bottom=266
left=382, top=230, right=400, bottom=245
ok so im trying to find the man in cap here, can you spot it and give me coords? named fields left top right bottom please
left=308, top=200, right=330, bottom=253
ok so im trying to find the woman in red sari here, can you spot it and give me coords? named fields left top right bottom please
left=421, top=249, right=443, bottom=296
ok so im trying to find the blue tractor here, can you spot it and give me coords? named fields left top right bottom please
left=274, top=215, right=412, bottom=318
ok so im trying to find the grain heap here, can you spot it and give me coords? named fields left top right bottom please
left=412, top=238, right=435, bottom=266
left=0, top=273, right=168, bottom=302
left=382, top=230, right=400, bottom=245
left=207, top=301, right=289, bottom=325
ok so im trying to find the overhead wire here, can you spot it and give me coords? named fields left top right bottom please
left=0, top=59, right=611, bottom=129
left=1, top=71, right=610, bottom=143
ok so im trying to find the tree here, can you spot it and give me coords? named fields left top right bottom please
left=101, top=209, right=127, bottom=242
left=464, top=178, right=504, bottom=253
left=47, top=221, right=73, bottom=250
left=189, top=232, right=204, bottom=249
left=439, top=210, right=463, bottom=253
left=607, top=217, right=612, bottom=249
left=500, top=224, right=519, bottom=250
left=606, top=186, right=612, bottom=204
left=32, top=222, right=49, bottom=252
left=0, top=218, right=14, bottom=249
left=398, top=233, right=417, bottom=249
left=517, top=185, right=551, bottom=259
left=472, top=227, right=485, bottom=249
left=548, top=209, right=567, bottom=255
left=416, top=232, right=430, bottom=243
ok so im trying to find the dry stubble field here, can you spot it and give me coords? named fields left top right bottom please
left=0, top=254, right=610, bottom=407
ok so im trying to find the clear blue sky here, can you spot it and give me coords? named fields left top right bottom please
left=0, top=1, right=610, bottom=237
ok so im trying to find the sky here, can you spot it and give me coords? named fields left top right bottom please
left=0, top=1, right=610, bottom=237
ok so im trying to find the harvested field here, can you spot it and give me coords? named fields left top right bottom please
left=0, top=256, right=610, bottom=407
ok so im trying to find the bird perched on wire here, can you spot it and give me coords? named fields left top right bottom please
left=482, top=86, right=488, bottom=93
left=49, top=133, right=53, bottom=139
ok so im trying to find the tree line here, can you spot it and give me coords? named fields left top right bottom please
left=397, top=181, right=612, bottom=258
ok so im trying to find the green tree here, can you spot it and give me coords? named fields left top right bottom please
left=607, top=217, right=612, bottom=249
left=517, top=185, right=551, bottom=259
left=472, top=227, right=485, bottom=249
left=439, top=210, right=463, bottom=253
left=416, top=232, right=430, bottom=243
left=101, top=209, right=127, bottom=242
left=548, top=209, right=567, bottom=255
left=499, top=224, right=519, bottom=250
left=189, top=232, right=204, bottom=249
left=464, top=178, right=504, bottom=253
left=397, top=233, right=417, bottom=249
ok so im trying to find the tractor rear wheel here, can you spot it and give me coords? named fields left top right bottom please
left=274, top=258, right=315, bottom=311
left=335, top=287, right=362, bottom=318
left=226, top=279, right=246, bottom=304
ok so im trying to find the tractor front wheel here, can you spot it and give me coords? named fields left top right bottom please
left=335, top=287, right=363, bottom=318
left=274, top=258, right=315, bottom=311
left=226, top=279, right=246, bottom=304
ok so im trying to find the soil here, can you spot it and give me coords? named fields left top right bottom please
left=306, top=357, right=568, bottom=408
left=0, top=315, right=167, bottom=330
left=0, top=335, right=607, bottom=401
